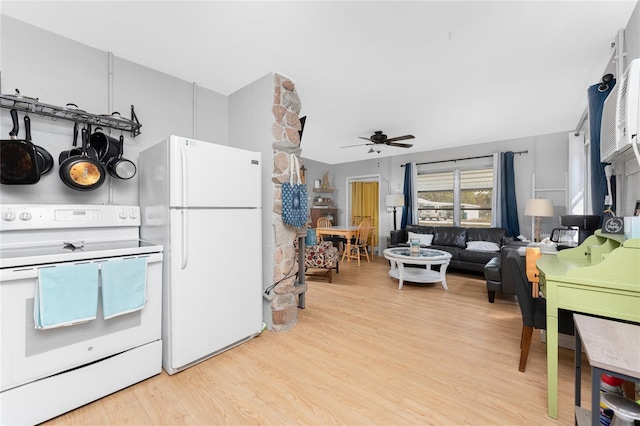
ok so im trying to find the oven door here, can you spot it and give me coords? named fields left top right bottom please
left=0, top=252, right=162, bottom=392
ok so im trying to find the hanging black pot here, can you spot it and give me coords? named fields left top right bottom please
left=105, top=135, right=136, bottom=180
left=0, top=109, right=40, bottom=184
left=90, top=127, right=120, bottom=163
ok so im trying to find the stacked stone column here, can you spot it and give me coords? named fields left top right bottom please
left=271, top=74, right=304, bottom=332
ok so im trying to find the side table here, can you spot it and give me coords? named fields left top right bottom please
left=573, top=314, right=640, bottom=425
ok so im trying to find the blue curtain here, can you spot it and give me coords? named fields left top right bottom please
left=499, top=151, right=520, bottom=237
left=401, top=162, right=413, bottom=228
left=587, top=80, right=615, bottom=226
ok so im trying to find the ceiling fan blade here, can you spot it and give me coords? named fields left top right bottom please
left=385, top=134, right=415, bottom=143
left=358, top=136, right=374, bottom=141
left=387, top=142, right=413, bottom=148
left=341, top=142, right=372, bottom=148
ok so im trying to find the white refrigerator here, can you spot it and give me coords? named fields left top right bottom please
left=139, top=135, right=263, bottom=375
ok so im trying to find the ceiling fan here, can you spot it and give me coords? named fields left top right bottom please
left=341, top=131, right=415, bottom=149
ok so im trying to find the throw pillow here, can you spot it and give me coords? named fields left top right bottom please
left=466, top=241, right=500, bottom=252
left=407, top=232, right=434, bottom=246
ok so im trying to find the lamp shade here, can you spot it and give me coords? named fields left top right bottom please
left=386, top=194, right=405, bottom=208
left=524, top=199, right=554, bottom=217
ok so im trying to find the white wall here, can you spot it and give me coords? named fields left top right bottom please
left=1, top=16, right=228, bottom=206
left=228, top=74, right=274, bottom=329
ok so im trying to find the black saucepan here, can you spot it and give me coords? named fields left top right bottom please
left=89, top=127, right=120, bottom=163
left=0, top=109, right=40, bottom=184
left=59, top=127, right=105, bottom=191
left=105, top=135, right=136, bottom=179
left=24, top=115, right=54, bottom=176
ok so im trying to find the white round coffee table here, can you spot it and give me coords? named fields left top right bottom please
left=383, top=247, right=452, bottom=290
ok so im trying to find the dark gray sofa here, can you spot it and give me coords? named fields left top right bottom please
left=388, top=224, right=509, bottom=273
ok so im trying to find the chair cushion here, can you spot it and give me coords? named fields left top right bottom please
left=304, top=241, right=339, bottom=268
left=294, top=239, right=339, bottom=269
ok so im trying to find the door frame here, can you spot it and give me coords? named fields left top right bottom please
left=345, top=173, right=384, bottom=255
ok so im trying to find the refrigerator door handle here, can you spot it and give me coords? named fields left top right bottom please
left=181, top=209, right=189, bottom=270
left=180, top=146, right=188, bottom=207
left=180, top=146, right=189, bottom=270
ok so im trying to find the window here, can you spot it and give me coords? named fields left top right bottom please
left=417, top=168, right=493, bottom=227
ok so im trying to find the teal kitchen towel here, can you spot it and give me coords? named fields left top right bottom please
left=101, top=257, right=148, bottom=319
left=35, top=263, right=99, bottom=329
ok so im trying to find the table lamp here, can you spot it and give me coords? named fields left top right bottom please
left=386, top=194, right=404, bottom=231
left=524, top=199, right=554, bottom=242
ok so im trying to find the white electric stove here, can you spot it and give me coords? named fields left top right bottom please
left=0, top=204, right=164, bottom=425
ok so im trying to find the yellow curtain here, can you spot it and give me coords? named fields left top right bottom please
left=350, top=181, right=379, bottom=246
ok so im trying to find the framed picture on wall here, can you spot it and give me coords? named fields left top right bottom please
left=635, top=200, right=640, bottom=216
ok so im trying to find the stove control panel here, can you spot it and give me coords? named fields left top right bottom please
left=0, top=205, right=141, bottom=230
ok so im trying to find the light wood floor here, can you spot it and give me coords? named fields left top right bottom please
left=45, top=256, right=594, bottom=425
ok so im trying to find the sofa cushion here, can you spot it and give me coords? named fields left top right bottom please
left=405, top=224, right=435, bottom=235
left=429, top=245, right=460, bottom=260
left=432, top=227, right=467, bottom=248
left=458, top=249, right=497, bottom=265
left=466, top=227, right=506, bottom=246
left=407, top=232, right=433, bottom=246
left=466, top=241, right=500, bottom=252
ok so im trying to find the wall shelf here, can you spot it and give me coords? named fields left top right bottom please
left=313, top=201, right=335, bottom=207
left=313, top=188, right=334, bottom=193
left=0, top=93, right=142, bottom=137
left=310, top=207, right=338, bottom=226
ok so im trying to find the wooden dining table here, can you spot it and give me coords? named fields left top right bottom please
left=315, top=226, right=371, bottom=264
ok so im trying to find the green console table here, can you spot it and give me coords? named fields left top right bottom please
left=537, top=231, right=640, bottom=419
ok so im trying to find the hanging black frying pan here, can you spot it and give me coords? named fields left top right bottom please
left=0, top=109, right=40, bottom=184
left=59, top=127, right=105, bottom=191
left=59, top=122, right=82, bottom=164
left=83, top=123, right=99, bottom=160
left=105, top=135, right=137, bottom=179
left=24, top=115, right=54, bottom=176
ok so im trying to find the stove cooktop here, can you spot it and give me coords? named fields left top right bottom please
left=0, top=239, right=163, bottom=269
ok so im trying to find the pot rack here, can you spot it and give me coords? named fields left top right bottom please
left=0, top=92, right=142, bottom=137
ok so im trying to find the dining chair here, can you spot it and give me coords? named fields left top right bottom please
left=505, top=250, right=574, bottom=372
left=342, top=219, right=372, bottom=265
left=316, top=217, right=346, bottom=252
left=351, top=215, right=372, bottom=226
left=317, top=217, right=332, bottom=239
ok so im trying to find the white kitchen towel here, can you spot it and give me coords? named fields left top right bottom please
left=35, top=263, right=99, bottom=329
left=101, top=257, right=148, bottom=320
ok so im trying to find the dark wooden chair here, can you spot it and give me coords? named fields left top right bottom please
left=505, top=250, right=574, bottom=372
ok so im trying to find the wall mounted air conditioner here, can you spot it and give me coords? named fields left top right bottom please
left=600, top=57, right=640, bottom=163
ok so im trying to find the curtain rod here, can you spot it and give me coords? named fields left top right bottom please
left=401, top=150, right=528, bottom=167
